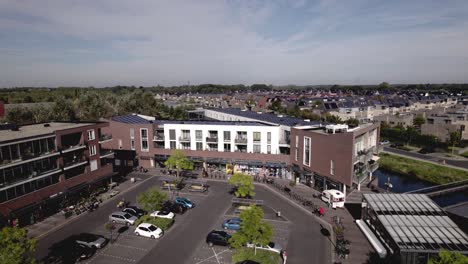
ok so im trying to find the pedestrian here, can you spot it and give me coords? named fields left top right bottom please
left=319, top=207, right=325, bottom=217
left=282, top=250, right=288, bottom=264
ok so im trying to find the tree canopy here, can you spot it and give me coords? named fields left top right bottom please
left=137, top=187, right=168, bottom=212
left=228, top=173, right=255, bottom=198
left=0, top=227, right=37, bottom=264
left=164, top=150, right=194, bottom=178
left=229, top=205, right=273, bottom=253
left=428, top=250, right=468, bottom=264
left=413, top=114, right=426, bottom=127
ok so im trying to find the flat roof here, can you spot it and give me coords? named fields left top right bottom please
left=111, top=114, right=272, bottom=126
left=0, top=122, right=95, bottom=142
left=364, top=193, right=468, bottom=253
left=208, top=108, right=322, bottom=127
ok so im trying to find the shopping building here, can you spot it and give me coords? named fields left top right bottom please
left=0, top=122, right=114, bottom=227
left=358, top=193, right=468, bottom=264
left=290, top=123, right=380, bottom=195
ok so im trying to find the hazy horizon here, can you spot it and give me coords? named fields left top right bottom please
left=1, top=0, right=468, bottom=87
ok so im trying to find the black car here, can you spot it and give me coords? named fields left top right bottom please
left=122, top=206, right=147, bottom=218
left=206, top=230, right=231, bottom=247
left=162, top=201, right=187, bottom=214
left=47, top=241, right=95, bottom=263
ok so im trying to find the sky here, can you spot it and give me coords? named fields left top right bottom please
left=1, top=0, right=468, bottom=87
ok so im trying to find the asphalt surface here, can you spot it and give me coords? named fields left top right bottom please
left=36, top=177, right=331, bottom=264
left=383, top=147, right=468, bottom=170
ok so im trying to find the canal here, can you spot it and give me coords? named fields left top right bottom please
left=374, top=169, right=468, bottom=207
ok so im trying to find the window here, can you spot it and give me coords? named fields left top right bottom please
left=253, top=132, right=261, bottom=142
left=130, top=128, right=135, bottom=139
left=295, top=135, right=298, bottom=148
left=195, top=130, right=202, bottom=141
left=131, top=140, right=135, bottom=150
left=224, top=144, right=231, bottom=152
left=267, top=145, right=271, bottom=154
left=87, top=129, right=95, bottom=141
left=224, top=131, right=231, bottom=141
left=196, top=142, right=203, bottom=150
left=267, top=132, right=271, bottom=144
left=169, top=129, right=176, bottom=140
left=181, top=142, right=190, bottom=150
left=295, top=149, right=298, bottom=161
left=170, top=141, right=176, bottom=149
left=90, top=160, right=98, bottom=171
left=253, top=145, right=261, bottom=153
left=330, top=160, right=335, bottom=175
left=303, top=137, right=311, bottom=166
left=89, top=145, right=97, bottom=156
left=141, top=129, right=149, bottom=152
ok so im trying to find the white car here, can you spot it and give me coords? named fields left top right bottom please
left=134, top=223, right=163, bottom=239
left=246, top=242, right=283, bottom=254
left=150, top=210, right=175, bottom=219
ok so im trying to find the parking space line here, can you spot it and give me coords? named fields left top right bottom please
left=194, top=248, right=231, bottom=264
left=97, top=252, right=137, bottom=263
left=111, top=243, right=149, bottom=252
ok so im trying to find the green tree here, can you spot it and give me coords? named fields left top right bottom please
left=413, top=114, right=426, bottom=127
left=345, top=118, right=359, bottom=128
left=325, top=113, right=343, bottom=124
left=164, top=149, right=193, bottom=178
left=449, top=131, right=462, bottom=147
left=230, top=205, right=273, bottom=255
left=429, top=250, right=468, bottom=264
left=228, top=173, right=255, bottom=198
left=137, top=187, right=168, bottom=212
left=0, top=227, right=37, bottom=264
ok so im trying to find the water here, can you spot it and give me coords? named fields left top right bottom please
left=374, top=169, right=468, bottom=207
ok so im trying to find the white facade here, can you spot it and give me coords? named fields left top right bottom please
left=159, top=123, right=282, bottom=155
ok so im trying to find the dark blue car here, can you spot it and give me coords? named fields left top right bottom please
left=175, top=197, right=194, bottom=209
left=222, top=218, right=241, bottom=230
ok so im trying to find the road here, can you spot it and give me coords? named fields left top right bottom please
left=383, top=147, right=468, bottom=170
left=36, top=178, right=330, bottom=264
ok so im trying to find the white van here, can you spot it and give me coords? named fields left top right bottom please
left=321, top=189, right=345, bottom=208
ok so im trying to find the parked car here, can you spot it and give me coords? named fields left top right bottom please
left=206, top=230, right=231, bottom=247
left=175, top=197, right=194, bottom=209
left=122, top=206, right=147, bottom=218
left=390, top=142, right=404, bottom=148
left=246, top=242, right=283, bottom=254
left=161, top=180, right=184, bottom=190
left=72, top=233, right=108, bottom=249
left=109, top=212, right=138, bottom=226
left=73, top=243, right=96, bottom=262
left=150, top=210, right=175, bottom=219
left=162, top=201, right=187, bottom=214
left=380, top=140, right=390, bottom=145
left=134, top=223, right=163, bottom=239
left=48, top=241, right=96, bottom=263
left=222, top=218, right=241, bottom=230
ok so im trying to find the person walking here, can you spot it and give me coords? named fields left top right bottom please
left=319, top=207, right=325, bottom=217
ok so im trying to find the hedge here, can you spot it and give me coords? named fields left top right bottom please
left=134, top=215, right=174, bottom=231
left=232, top=248, right=280, bottom=264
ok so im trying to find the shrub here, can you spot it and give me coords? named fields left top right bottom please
left=232, top=248, right=280, bottom=264
left=134, top=215, right=174, bottom=231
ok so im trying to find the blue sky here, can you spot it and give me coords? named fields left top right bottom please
left=0, top=0, right=467, bottom=87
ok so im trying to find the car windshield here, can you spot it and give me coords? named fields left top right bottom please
left=268, top=242, right=275, bottom=248
left=148, top=225, right=157, bottom=231
left=79, top=234, right=97, bottom=241
left=160, top=211, right=169, bottom=215
left=123, top=213, right=133, bottom=219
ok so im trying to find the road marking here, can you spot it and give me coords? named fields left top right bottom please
left=97, top=252, right=137, bottom=262
left=111, top=243, right=149, bottom=252
left=194, top=249, right=231, bottom=264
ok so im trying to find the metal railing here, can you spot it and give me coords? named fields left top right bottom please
left=179, top=136, right=191, bottom=141
left=235, top=137, right=248, bottom=144
left=206, top=136, right=218, bottom=142
left=98, top=134, right=113, bottom=142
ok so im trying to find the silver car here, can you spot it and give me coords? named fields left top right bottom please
left=109, top=212, right=138, bottom=225
left=73, top=233, right=108, bottom=249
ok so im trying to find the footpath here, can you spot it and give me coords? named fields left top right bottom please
left=26, top=172, right=154, bottom=239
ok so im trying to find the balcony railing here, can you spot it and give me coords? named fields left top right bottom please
left=224, top=138, right=231, bottom=142
left=235, top=137, right=248, bottom=144
left=61, top=144, right=86, bottom=154
left=279, top=138, right=290, bottom=145
left=98, top=134, right=113, bottom=143
left=100, top=149, right=114, bottom=158
left=63, top=157, right=88, bottom=170
left=179, top=135, right=191, bottom=142
left=0, top=166, right=61, bottom=190
left=206, top=136, right=218, bottom=143
left=0, top=150, right=59, bottom=170
left=153, top=134, right=165, bottom=141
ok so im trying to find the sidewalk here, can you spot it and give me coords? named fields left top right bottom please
left=267, top=178, right=374, bottom=264
left=26, top=172, right=154, bottom=239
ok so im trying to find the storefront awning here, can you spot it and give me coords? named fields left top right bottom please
left=233, top=160, right=262, bottom=166
left=265, top=162, right=286, bottom=168
left=356, top=220, right=387, bottom=258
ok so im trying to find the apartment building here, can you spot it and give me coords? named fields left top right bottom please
left=421, top=111, right=468, bottom=142
left=374, top=113, right=414, bottom=128
left=103, top=114, right=291, bottom=177
left=0, top=122, right=114, bottom=227
left=290, top=123, right=380, bottom=195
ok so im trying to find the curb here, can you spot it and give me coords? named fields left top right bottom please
left=31, top=174, right=156, bottom=240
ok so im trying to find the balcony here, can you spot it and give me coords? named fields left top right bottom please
left=235, top=137, right=248, bottom=144
left=279, top=138, right=290, bottom=146
left=100, top=149, right=115, bottom=158
left=98, top=134, right=113, bottom=143
left=224, top=138, right=231, bottom=142
left=153, top=134, right=165, bottom=141
left=0, top=151, right=60, bottom=170
left=0, top=167, right=62, bottom=191
left=61, top=144, right=86, bottom=154
left=206, top=136, right=218, bottom=143
left=179, top=135, right=191, bottom=142
left=63, top=157, right=88, bottom=170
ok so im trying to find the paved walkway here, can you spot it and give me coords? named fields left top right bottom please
left=26, top=172, right=154, bottom=239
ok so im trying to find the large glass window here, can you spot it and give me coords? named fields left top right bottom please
left=130, top=128, right=135, bottom=139
left=224, top=144, right=231, bottom=152
left=330, top=160, right=334, bottom=175
left=253, top=145, right=261, bottom=153
left=196, top=142, right=203, bottom=151
left=169, top=129, right=176, bottom=140
left=170, top=141, right=176, bottom=149
left=89, top=145, right=97, bottom=156
left=141, top=128, right=149, bottom=152
left=195, top=130, right=203, bottom=141
left=303, top=137, right=311, bottom=166
left=224, top=131, right=231, bottom=141
left=253, top=132, right=261, bottom=142
left=267, top=132, right=271, bottom=144
left=87, top=129, right=95, bottom=141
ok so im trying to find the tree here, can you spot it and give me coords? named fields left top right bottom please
left=413, top=114, right=425, bottom=127
left=449, top=131, right=462, bottom=154
left=0, top=227, right=37, bottom=264
left=325, top=113, right=343, bottom=124
left=345, top=118, right=359, bottom=128
left=429, top=250, right=468, bottom=264
left=229, top=205, right=273, bottom=255
left=137, top=187, right=167, bottom=212
left=228, top=173, right=255, bottom=198
left=164, top=149, right=193, bottom=178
